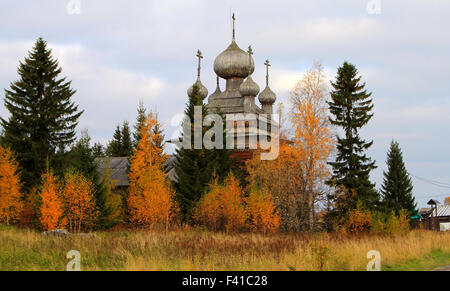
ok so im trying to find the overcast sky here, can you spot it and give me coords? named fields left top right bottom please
left=1, top=0, right=449, bottom=207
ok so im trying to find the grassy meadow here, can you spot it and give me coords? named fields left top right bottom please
left=1, top=225, right=450, bottom=271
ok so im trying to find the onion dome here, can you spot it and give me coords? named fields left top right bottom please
left=188, top=50, right=208, bottom=99
left=208, top=76, right=222, bottom=103
left=258, top=86, right=276, bottom=104
left=240, top=75, right=260, bottom=97
left=213, top=13, right=254, bottom=79
left=214, top=41, right=255, bottom=79
left=187, top=79, right=208, bottom=99
left=258, top=59, right=277, bottom=104
left=239, top=46, right=260, bottom=97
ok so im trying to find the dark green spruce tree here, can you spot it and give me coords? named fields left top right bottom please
left=174, top=85, right=233, bottom=222
left=107, top=125, right=122, bottom=156
left=327, top=62, right=378, bottom=215
left=133, top=101, right=147, bottom=148
left=1, top=38, right=83, bottom=189
left=380, top=140, right=416, bottom=216
left=121, top=121, right=133, bottom=156
left=92, top=142, right=105, bottom=158
left=106, top=121, right=133, bottom=157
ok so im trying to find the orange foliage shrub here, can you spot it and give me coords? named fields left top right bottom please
left=0, top=146, right=23, bottom=225
left=194, top=173, right=246, bottom=233
left=61, top=170, right=98, bottom=233
left=246, top=188, right=279, bottom=234
left=128, top=113, right=177, bottom=229
left=344, top=203, right=372, bottom=234
left=385, top=210, right=410, bottom=235
left=193, top=179, right=222, bottom=231
left=246, top=145, right=304, bottom=231
left=39, top=170, right=66, bottom=231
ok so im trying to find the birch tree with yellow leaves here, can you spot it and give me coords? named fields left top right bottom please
left=0, top=146, right=22, bottom=225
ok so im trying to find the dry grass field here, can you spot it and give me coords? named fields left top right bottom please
left=1, top=225, right=450, bottom=271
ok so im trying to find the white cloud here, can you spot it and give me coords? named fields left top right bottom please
left=1, top=0, right=450, bottom=206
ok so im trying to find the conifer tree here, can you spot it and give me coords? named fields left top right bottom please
left=381, top=141, right=416, bottom=215
left=92, top=142, right=105, bottom=158
left=152, top=115, right=165, bottom=155
left=327, top=62, right=378, bottom=213
left=133, top=101, right=147, bottom=148
left=106, top=122, right=132, bottom=157
left=106, top=125, right=122, bottom=157
left=121, top=121, right=133, bottom=157
left=174, top=85, right=233, bottom=222
left=1, top=38, right=83, bottom=189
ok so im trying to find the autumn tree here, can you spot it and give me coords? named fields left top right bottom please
left=193, top=179, right=222, bottom=231
left=246, top=187, right=279, bottom=234
left=194, top=173, right=246, bottom=232
left=65, top=130, right=112, bottom=229
left=127, top=113, right=176, bottom=229
left=445, top=197, right=450, bottom=206
left=247, top=145, right=303, bottom=231
left=289, top=61, right=334, bottom=230
left=39, top=169, right=66, bottom=231
left=0, top=146, right=23, bottom=225
left=61, top=170, right=98, bottom=233
left=247, top=62, right=334, bottom=231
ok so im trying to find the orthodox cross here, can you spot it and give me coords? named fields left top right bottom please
left=232, top=13, right=236, bottom=41
left=196, top=50, right=203, bottom=78
left=247, top=46, right=253, bottom=74
left=264, top=59, right=271, bottom=86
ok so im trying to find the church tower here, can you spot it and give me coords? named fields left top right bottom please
left=186, top=13, right=278, bottom=163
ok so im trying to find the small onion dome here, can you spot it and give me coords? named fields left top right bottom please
left=258, top=86, right=276, bottom=104
left=188, top=78, right=208, bottom=99
left=239, top=76, right=260, bottom=97
left=214, top=41, right=255, bottom=79
left=208, top=76, right=222, bottom=102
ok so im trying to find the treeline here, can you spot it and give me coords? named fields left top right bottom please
left=0, top=38, right=417, bottom=234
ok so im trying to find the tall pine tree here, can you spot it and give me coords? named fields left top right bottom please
left=174, top=85, right=232, bottom=222
left=327, top=62, right=378, bottom=214
left=381, top=140, right=416, bottom=216
left=1, top=38, right=83, bottom=189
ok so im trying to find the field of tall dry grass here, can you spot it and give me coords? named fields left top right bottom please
left=1, top=225, right=450, bottom=271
